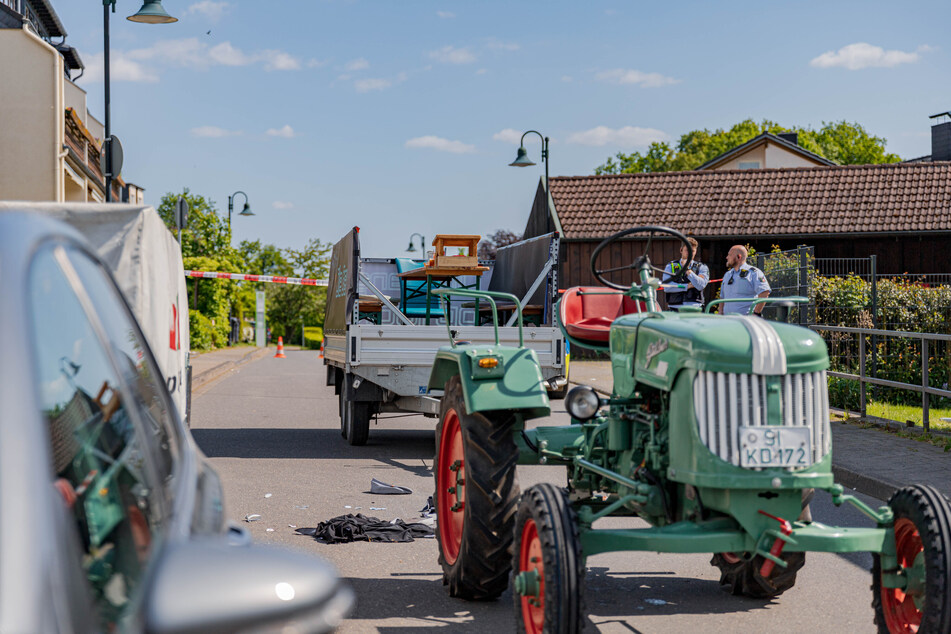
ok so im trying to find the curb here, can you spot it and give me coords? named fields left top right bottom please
left=191, top=347, right=271, bottom=390
left=573, top=380, right=898, bottom=502
left=832, top=465, right=897, bottom=503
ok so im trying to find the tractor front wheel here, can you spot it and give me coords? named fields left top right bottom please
left=872, top=484, right=951, bottom=634
left=434, top=375, right=520, bottom=600
left=513, top=483, right=585, bottom=634
left=711, top=550, right=805, bottom=599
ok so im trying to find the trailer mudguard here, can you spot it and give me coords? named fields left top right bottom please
left=428, top=345, right=551, bottom=419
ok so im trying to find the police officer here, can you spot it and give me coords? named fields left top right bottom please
left=720, top=245, right=770, bottom=316
left=662, top=237, right=709, bottom=311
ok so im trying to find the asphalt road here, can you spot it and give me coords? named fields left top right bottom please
left=191, top=350, right=883, bottom=633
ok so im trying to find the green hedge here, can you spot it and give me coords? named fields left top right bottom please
left=815, top=276, right=951, bottom=408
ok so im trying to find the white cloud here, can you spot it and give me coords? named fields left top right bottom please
left=355, top=78, right=391, bottom=92
left=436, top=10, right=455, bottom=18
left=486, top=39, right=519, bottom=52
left=566, top=126, right=669, bottom=147
left=266, top=125, right=296, bottom=138
left=187, top=1, right=229, bottom=21
left=77, top=38, right=301, bottom=83
left=262, top=50, right=301, bottom=71
left=405, top=135, right=476, bottom=154
left=191, top=126, right=242, bottom=138
left=344, top=58, right=369, bottom=71
left=307, top=58, right=329, bottom=68
left=272, top=201, right=294, bottom=209
left=492, top=128, right=530, bottom=144
left=595, top=69, right=680, bottom=88
left=83, top=52, right=158, bottom=83
left=429, top=45, right=477, bottom=64
left=809, top=42, right=926, bottom=70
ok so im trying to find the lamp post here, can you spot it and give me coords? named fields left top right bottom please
left=102, top=1, right=177, bottom=202
left=508, top=130, right=550, bottom=189
left=227, top=190, right=254, bottom=234
left=406, top=233, right=426, bottom=254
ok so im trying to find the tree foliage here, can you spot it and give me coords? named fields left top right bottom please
left=595, top=119, right=902, bottom=174
left=157, top=189, right=332, bottom=350
left=478, top=229, right=523, bottom=260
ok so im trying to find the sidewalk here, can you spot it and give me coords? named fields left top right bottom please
left=568, top=360, right=951, bottom=502
left=189, top=345, right=273, bottom=390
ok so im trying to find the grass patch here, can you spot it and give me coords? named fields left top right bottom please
left=865, top=402, right=951, bottom=432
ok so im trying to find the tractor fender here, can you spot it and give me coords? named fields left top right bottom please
left=428, top=345, right=551, bottom=420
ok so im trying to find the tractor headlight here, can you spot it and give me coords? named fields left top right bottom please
left=565, top=386, right=601, bottom=421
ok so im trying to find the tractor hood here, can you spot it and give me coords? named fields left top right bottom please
left=609, top=313, right=829, bottom=396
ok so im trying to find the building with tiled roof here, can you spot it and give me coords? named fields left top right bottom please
left=522, top=161, right=951, bottom=289
left=696, top=131, right=836, bottom=171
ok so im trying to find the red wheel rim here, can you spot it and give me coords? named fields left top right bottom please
left=437, top=408, right=465, bottom=564
left=720, top=552, right=742, bottom=564
left=519, top=518, right=545, bottom=634
left=881, top=518, right=924, bottom=633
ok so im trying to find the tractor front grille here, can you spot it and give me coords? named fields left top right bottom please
left=692, top=370, right=831, bottom=468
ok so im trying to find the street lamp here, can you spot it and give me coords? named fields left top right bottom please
left=406, top=233, right=426, bottom=254
left=102, top=0, right=177, bottom=202
left=228, top=191, right=254, bottom=232
left=508, top=130, right=550, bottom=189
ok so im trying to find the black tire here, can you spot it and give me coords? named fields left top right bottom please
left=338, top=389, right=347, bottom=438
left=342, top=396, right=371, bottom=446
left=871, top=485, right=951, bottom=634
left=435, top=375, right=520, bottom=600
left=513, top=483, right=585, bottom=634
left=711, top=550, right=805, bottom=599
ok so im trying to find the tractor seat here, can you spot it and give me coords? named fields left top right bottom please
left=559, top=287, right=644, bottom=344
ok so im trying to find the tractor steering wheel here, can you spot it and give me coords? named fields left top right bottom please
left=590, top=226, right=694, bottom=290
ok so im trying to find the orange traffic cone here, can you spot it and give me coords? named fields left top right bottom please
left=274, top=336, right=287, bottom=358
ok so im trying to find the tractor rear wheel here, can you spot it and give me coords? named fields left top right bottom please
left=711, top=550, right=805, bottom=599
left=871, top=484, right=951, bottom=634
left=513, top=483, right=585, bottom=634
left=435, top=375, right=520, bottom=600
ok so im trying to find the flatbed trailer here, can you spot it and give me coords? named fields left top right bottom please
left=323, top=227, right=565, bottom=445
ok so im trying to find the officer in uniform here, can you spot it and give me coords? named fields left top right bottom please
left=720, top=244, right=771, bottom=316
left=662, top=237, right=709, bottom=311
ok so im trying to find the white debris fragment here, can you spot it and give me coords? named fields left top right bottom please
left=244, top=514, right=261, bottom=522
left=265, top=493, right=273, bottom=498
left=644, top=598, right=667, bottom=606
left=266, top=528, right=275, bottom=532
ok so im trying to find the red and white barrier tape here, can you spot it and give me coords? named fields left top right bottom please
left=185, top=270, right=329, bottom=286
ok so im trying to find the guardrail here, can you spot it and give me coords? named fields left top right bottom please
left=810, top=325, right=951, bottom=431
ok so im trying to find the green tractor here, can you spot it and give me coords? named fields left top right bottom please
left=427, top=226, right=951, bottom=633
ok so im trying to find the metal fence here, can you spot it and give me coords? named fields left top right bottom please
left=811, top=325, right=951, bottom=431
left=755, top=245, right=815, bottom=324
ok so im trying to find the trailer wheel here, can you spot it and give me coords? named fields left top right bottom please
left=872, top=485, right=951, bottom=634
left=435, top=375, right=519, bottom=600
left=513, top=483, right=585, bottom=634
left=342, top=398, right=371, bottom=446
left=711, top=550, right=805, bottom=598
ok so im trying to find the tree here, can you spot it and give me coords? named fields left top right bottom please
left=595, top=119, right=901, bottom=174
left=478, top=229, right=523, bottom=260
left=156, top=189, right=232, bottom=258
left=264, top=238, right=332, bottom=344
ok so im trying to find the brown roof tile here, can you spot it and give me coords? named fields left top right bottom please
left=549, top=163, right=951, bottom=239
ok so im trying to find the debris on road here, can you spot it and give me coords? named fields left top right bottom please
left=370, top=478, right=413, bottom=495
left=244, top=514, right=262, bottom=522
left=265, top=493, right=273, bottom=498
left=294, top=505, right=309, bottom=510
left=295, top=513, right=435, bottom=544
left=644, top=599, right=668, bottom=606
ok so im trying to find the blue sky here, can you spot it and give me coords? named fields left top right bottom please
left=54, top=0, right=949, bottom=259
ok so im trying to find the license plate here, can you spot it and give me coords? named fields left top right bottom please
left=739, top=427, right=812, bottom=468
